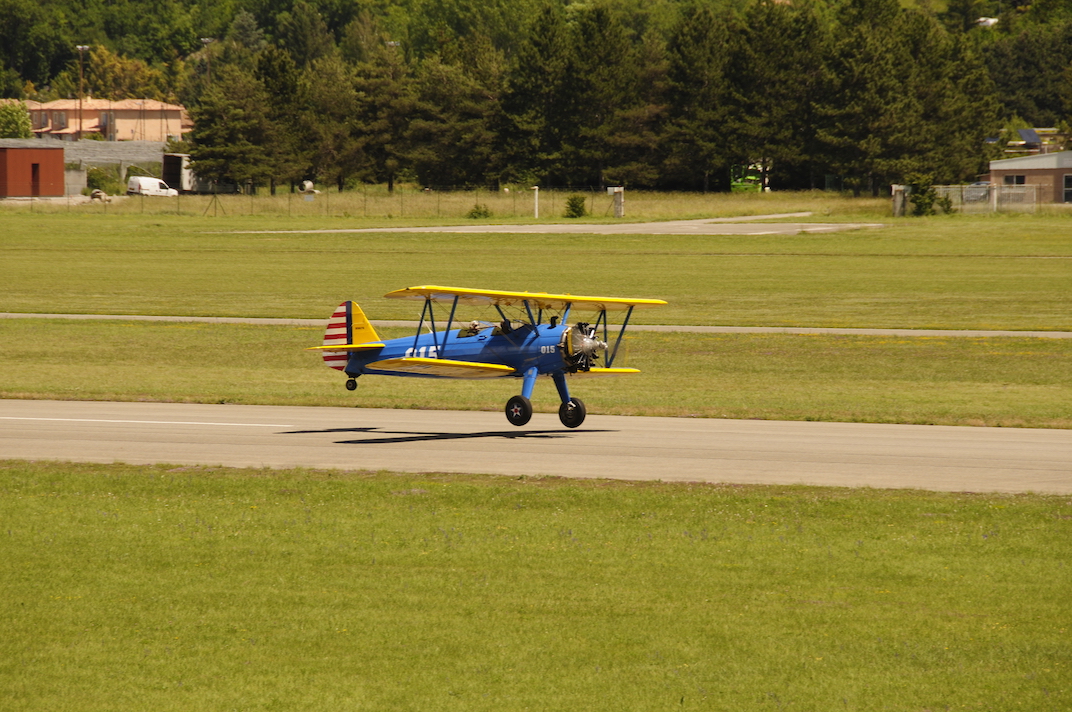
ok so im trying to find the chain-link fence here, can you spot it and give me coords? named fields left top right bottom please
left=4, top=185, right=871, bottom=220
left=934, top=184, right=1038, bottom=214
left=1, top=185, right=633, bottom=219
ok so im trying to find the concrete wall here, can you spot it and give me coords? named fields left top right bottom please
left=65, top=168, right=87, bottom=195
left=0, top=138, right=167, bottom=166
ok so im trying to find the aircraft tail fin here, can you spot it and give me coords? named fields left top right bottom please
left=322, top=301, right=380, bottom=371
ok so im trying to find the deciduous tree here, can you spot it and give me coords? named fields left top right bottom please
left=0, top=100, right=32, bottom=137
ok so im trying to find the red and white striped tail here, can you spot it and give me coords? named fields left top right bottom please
left=321, top=302, right=353, bottom=371
left=321, top=301, right=380, bottom=371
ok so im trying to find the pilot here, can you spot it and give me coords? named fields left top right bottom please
left=499, top=318, right=513, bottom=334
left=461, top=320, right=481, bottom=337
left=549, top=316, right=559, bottom=328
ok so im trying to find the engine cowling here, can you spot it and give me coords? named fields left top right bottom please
left=560, top=323, right=607, bottom=372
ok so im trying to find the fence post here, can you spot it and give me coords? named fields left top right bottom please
left=891, top=185, right=907, bottom=217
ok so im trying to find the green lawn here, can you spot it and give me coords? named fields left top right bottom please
left=1, top=208, right=1071, bottom=330
left=2, top=320, right=1069, bottom=428
left=2, top=461, right=1069, bottom=711
left=3, top=199, right=1069, bottom=710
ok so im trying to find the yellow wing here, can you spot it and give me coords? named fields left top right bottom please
left=384, top=285, right=666, bottom=312
left=306, top=342, right=386, bottom=352
left=364, top=357, right=516, bottom=378
left=569, top=367, right=641, bottom=377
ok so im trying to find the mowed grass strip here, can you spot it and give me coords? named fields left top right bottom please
left=2, top=320, right=1069, bottom=428
left=2, top=460, right=1069, bottom=711
left=2, top=210, right=1071, bottom=329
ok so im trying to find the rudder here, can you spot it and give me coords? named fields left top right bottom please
left=322, top=301, right=380, bottom=371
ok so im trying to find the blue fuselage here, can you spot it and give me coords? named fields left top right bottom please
left=347, top=323, right=568, bottom=378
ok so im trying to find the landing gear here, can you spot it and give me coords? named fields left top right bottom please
left=559, top=397, right=586, bottom=428
left=505, top=395, right=533, bottom=426
left=345, top=378, right=358, bottom=391
left=505, top=370, right=586, bottom=428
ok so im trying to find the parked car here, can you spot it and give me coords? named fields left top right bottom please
left=964, top=181, right=991, bottom=202
left=127, top=176, right=178, bottom=197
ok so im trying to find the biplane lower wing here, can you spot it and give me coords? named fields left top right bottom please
left=365, top=357, right=516, bottom=378
left=569, top=367, right=641, bottom=377
left=307, top=342, right=386, bottom=352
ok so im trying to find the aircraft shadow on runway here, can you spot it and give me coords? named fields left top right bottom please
left=281, top=427, right=612, bottom=445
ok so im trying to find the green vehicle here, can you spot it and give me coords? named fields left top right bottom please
left=730, top=163, right=764, bottom=192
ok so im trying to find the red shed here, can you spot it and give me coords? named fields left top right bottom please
left=0, top=146, right=65, bottom=197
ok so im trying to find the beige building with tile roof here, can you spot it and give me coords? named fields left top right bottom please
left=29, top=98, right=190, bottom=142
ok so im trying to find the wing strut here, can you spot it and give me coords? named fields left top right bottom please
left=523, top=299, right=537, bottom=327
left=413, top=298, right=430, bottom=354
left=413, top=294, right=459, bottom=359
left=606, top=305, right=634, bottom=368
left=440, top=295, right=459, bottom=358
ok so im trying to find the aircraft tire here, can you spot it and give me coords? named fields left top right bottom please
left=559, top=398, right=586, bottom=428
left=505, top=395, right=533, bottom=426
left=345, top=378, right=358, bottom=391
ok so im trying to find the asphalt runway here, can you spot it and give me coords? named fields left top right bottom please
left=2, top=399, right=1069, bottom=494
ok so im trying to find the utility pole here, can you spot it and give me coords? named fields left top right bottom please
left=200, top=38, right=215, bottom=85
left=76, top=45, right=89, bottom=140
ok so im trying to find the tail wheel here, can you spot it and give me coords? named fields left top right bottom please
left=345, top=378, right=358, bottom=391
left=558, top=397, right=586, bottom=428
left=505, top=395, right=533, bottom=426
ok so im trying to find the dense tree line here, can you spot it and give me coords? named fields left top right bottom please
left=3, top=0, right=1071, bottom=191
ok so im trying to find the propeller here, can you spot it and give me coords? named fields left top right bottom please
left=562, top=323, right=607, bottom=372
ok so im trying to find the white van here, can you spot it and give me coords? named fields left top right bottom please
left=127, top=176, right=178, bottom=197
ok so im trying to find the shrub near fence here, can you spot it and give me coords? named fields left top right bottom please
left=0, top=186, right=891, bottom=220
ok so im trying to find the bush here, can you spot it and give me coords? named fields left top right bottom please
left=84, top=166, right=123, bottom=196
left=564, top=193, right=588, bottom=218
left=907, top=174, right=953, bottom=216
left=466, top=203, right=492, bottom=219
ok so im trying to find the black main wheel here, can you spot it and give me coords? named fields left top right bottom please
left=558, top=397, right=586, bottom=428
left=345, top=378, right=358, bottom=391
left=505, top=395, right=533, bottom=426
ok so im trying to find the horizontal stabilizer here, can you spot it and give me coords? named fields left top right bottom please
left=571, top=367, right=641, bottom=378
left=365, top=357, right=515, bottom=379
left=307, top=342, right=386, bottom=352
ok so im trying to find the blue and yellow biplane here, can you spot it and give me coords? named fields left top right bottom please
left=310, top=285, right=667, bottom=428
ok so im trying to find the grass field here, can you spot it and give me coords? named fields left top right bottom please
left=2, top=195, right=1069, bottom=710
left=1, top=208, right=1071, bottom=330
left=2, top=460, right=1069, bottom=711
left=2, top=320, right=1069, bottom=428
left=2, top=199, right=1071, bottom=426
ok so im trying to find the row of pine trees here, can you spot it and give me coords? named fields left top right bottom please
left=4, top=0, right=1071, bottom=191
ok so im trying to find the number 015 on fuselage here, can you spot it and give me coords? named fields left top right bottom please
left=308, top=285, right=667, bottom=428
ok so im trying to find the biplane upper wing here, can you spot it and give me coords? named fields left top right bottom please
left=383, top=285, right=667, bottom=312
